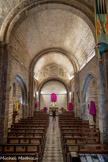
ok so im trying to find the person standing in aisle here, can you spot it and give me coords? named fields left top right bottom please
left=52, top=109, right=56, bottom=121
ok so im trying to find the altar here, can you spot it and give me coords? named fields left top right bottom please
left=49, top=107, right=59, bottom=115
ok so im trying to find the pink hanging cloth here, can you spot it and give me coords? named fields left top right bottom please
left=44, top=107, right=47, bottom=113
left=51, top=93, right=57, bottom=102
left=89, top=101, right=96, bottom=115
left=68, top=102, right=73, bottom=111
left=35, top=101, right=38, bottom=108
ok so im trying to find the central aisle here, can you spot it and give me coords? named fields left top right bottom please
left=42, top=117, right=63, bottom=162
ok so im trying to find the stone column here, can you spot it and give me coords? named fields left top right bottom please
left=103, top=54, right=108, bottom=143
left=69, top=91, right=71, bottom=102
left=74, top=72, right=80, bottom=117
left=0, top=42, right=10, bottom=144
left=0, top=42, right=4, bottom=144
left=29, top=72, right=34, bottom=117
left=0, top=42, right=3, bottom=116
left=98, top=59, right=107, bottom=143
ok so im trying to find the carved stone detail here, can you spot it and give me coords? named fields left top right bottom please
left=38, top=64, right=68, bottom=80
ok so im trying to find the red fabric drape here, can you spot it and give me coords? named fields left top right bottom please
left=89, top=101, right=96, bottom=115
left=51, top=93, right=57, bottom=102
left=68, top=102, right=73, bottom=111
left=35, top=101, right=38, bottom=108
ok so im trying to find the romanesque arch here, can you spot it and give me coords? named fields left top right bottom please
left=38, top=78, right=69, bottom=110
left=81, top=74, right=99, bottom=126
left=8, top=75, right=28, bottom=128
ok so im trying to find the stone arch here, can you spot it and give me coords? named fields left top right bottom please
left=29, top=48, right=77, bottom=115
left=38, top=77, right=69, bottom=92
left=81, top=74, right=94, bottom=102
left=15, top=77, right=25, bottom=104
left=17, top=74, right=27, bottom=104
left=15, top=75, right=27, bottom=106
left=31, top=48, right=79, bottom=72
left=0, top=0, right=96, bottom=118
left=81, top=74, right=99, bottom=126
left=0, top=0, right=95, bottom=43
left=38, top=78, right=69, bottom=110
left=8, top=74, right=28, bottom=128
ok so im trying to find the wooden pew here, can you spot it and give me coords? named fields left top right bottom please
left=7, top=137, right=44, bottom=145
left=0, top=112, right=49, bottom=162
left=62, top=136, right=99, bottom=149
left=63, top=143, right=108, bottom=162
left=12, top=123, right=48, bottom=127
left=60, top=125, right=96, bottom=129
left=60, top=122, right=90, bottom=126
left=65, top=143, right=108, bottom=153
left=0, top=153, right=38, bottom=162
left=61, top=128, right=99, bottom=132
left=11, top=125, right=47, bottom=129
left=20, top=119, right=49, bottom=122
left=58, top=113, right=105, bottom=162
left=7, top=136, right=45, bottom=156
left=8, top=128, right=47, bottom=133
left=8, top=131, right=46, bottom=139
left=0, top=144, right=41, bottom=162
left=19, top=121, right=48, bottom=124
left=59, top=112, right=74, bottom=117
left=61, top=128, right=100, bottom=138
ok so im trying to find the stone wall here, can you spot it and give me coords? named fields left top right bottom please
left=0, top=0, right=94, bottom=30
left=8, top=53, right=29, bottom=107
left=85, top=78, right=99, bottom=126
left=8, top=79, right=23, bottom=128
left=37, top=63, right=70, bottom=85
left=79, top=56, right=98, bottom=87
left=40, top=80, right=68, bottom=110
left=103, top=54, right=108, bottom=142
left=7, top=31, right=31, bottom=114
left=78, top=56, right=99, bottom=126
left=6, top=41, right=30, bottom=128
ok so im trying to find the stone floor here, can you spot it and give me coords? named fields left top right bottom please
left=42, top=117, right=63, bottom=162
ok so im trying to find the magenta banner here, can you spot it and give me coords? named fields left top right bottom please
left=51, top=93, right=57, bottom=102
left=68, top=102, right=73, bottom=111
left=89, top=101, right=96, bottom=115
left=44, top=107, right=47, bottom=113
left=35, top=101, right=38, bottom=108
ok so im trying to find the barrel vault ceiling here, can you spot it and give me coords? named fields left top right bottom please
left=0, top=0, right=96, bottom=84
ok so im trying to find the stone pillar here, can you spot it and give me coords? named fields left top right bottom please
left=36, top=91, right=39, bottom=111
left=0, top=42, right=4, bottom=144
left=29, top=72, right=34, bottom=117
left=0, top=42, right=3, bottom=116
left=24, top=104, right=29, bottom=119
left=98, top=60, right=107, bottom=143
left=0, top=42, right=10, bottom=144
left=74, top=72, right=80, bottom=117
left=103, top=54, right=108, bottom=143
left=69, top=91, right=71, bottom=102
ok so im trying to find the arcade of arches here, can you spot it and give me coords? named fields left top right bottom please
left=0, top=0, right=108, bottom=161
